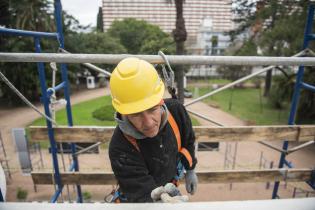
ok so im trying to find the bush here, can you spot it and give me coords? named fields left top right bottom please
left=92, top=105, right=115, bottom=121
left=217, top=65, right=252, bottom=81
left=83, top=191, right=92, bottom=201
left=16, top=187, right=28, bottom=201
left=268, top=74, right=294, bottom=109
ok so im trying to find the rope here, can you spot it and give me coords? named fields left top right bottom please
left=49, top=62, right=58, bottom=121
left=0, top=70, right=57, bottom=125
left=48, top=62, right=72, bottom=202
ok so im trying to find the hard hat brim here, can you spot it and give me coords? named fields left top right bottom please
left=112, top=81, right=165, bottom=115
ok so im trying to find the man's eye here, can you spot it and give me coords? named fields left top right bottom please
left=130, top=113, right=140, bottom=118
left=149, top=106, right=159, bottom=112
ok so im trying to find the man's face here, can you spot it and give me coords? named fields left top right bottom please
left=126, top=104, right=162, bottom=138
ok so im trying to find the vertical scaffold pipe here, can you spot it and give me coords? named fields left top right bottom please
left=34, top=38, right=63, bottom=199
left=54, top=0, right=82, bottom=203
left=272, top=3, right=315, bottom=199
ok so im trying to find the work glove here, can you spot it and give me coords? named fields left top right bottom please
left=151, top=183, right=188, bottom=203
left=151, top=186, right=166, bottom=201
left=164, top=183, right=181, bottom=197
left=185, top=169, right=198, bottom=195
left=160, top=193, right=189, bottom=203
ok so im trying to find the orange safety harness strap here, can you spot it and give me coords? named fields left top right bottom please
left=167, top=111, right=181, bottom=150
left=179, top=148, right=193, bottom=168
left=168, top=113, right=193, bottom=168
left=124, top=134, right=140, bottom=152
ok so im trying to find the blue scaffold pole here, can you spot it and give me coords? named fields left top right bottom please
left=272, top=4, right=315, bottom=199
left=0, top=28, right=58, bottom=39
left=54, top=0, right=83, bottom=203
left=34, top=37, right=63, bottom=201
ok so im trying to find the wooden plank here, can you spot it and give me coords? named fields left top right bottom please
left=193, top=125, right=315, bottom=142
left=31, top=169, right=313, bottom=185
left=29, top=126, right=115, bottom=143
left=31, top=171, right=117, bottom=185
left=28, top=125, right=315, bottom=143
left=197, top=169, right=312, bottom=183
left=290, top=182, right=314, bottom=192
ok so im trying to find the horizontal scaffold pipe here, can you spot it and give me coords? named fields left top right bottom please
left=28, top=125, right=315, bottom=143
left=0, top=28, right=59, bottom=39
left=31, top=168, right=314, bottom=185
left=1, top=53, right=315, bottom=66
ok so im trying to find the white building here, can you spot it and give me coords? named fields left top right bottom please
left=102, top=0, right=234, bottom=40
left=193, top=17, right=231, bottom=55
left=186, top=17, right=232, bottom=78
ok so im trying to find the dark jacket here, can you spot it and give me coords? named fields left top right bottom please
left=109, top=98, right=197, bottom=202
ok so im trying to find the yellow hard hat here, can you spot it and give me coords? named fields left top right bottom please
left=109, top=57, right=165, bottom=114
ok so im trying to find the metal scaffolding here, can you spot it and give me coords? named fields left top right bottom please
left=0, top=0, right=82, bottom=203
left=0, top=1, right=315, bottom=203
left=272, top=4, right=315, bottom=199
left=0, top=53, right=315, bottom=66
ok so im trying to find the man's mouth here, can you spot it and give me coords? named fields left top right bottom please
left=144, top=125, right=156, bottom=132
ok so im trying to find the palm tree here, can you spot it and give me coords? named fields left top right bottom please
left=167, top=0, right=187, bottom=103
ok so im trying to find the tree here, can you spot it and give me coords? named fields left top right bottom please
left=66, top=33, right=126, bottom=54
left=107, top=18, right=175, bottom=54
left=0, top=0, right=103, bottom=105
left=65, top=32, right=127, bottom=73
left=96, top=7, right=104, bottom=32
left=9, top=0, right=56, bottom=31
left=0, top=0, right=57, bottom=105
left=0, top=1, right=10, bottom=27
left=230, top=0, right=315, bottom=123
left=218, top=39, right=256, bottom=81
left=171, top=0, right=187, bottom=103
left=229, top=0, right=309, bottom=96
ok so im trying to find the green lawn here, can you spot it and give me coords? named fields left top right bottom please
left=31, top=95, right=116, bottom=126
left=188, top=86, right=290, bottom=125
left=189, top=114, right=200, bottom=126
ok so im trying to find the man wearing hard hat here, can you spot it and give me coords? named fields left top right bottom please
left=108, top=57, right=198, bottom=203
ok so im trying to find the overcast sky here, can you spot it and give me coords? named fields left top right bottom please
left=61, top=0, right=102, bottom=27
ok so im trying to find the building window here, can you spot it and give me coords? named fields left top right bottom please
left=211, top=35, right=218, bottom=48
left=205, top=45, right=210, bottom=55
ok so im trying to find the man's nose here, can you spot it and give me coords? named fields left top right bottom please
left=141, top=112, right=154, bottom=126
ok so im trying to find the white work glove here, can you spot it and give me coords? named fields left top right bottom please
left=151, top=186, right=165, bottom=201
left=185, top=169, right=198, bottom=195
left=164, top=183, right=181, bottom=196
left=160, top=193, right=189, bottom=203
left=151, top=183, right=189, bottom=203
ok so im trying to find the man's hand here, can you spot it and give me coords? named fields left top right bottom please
left=164, top=183, right=181, bottom=196
left=151, top=186, right=166, bottom=201
left=185, top=170, right=198, bottom=195
left=151, top=183, right=188, bottom=203
left=160, top=193, right=188, bottom=203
